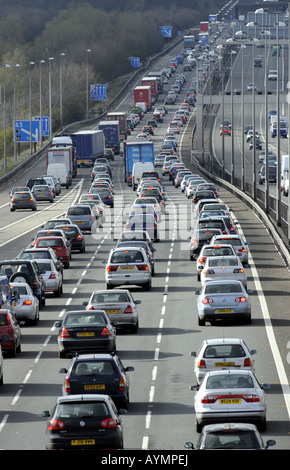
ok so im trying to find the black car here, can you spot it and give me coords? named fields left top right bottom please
left=192, top=190, right=217, bottom=204
left=259, top=164, right=277, bottom=184
left=0, top=260, right=46, bottom=308
left=26, top=177, right=47, bottom=190
left=42, top=394, right=125, bottom=449
left=54, top=224, right=86, bottom=253
left=60, top=353, right=134, bottom=409
left=55, top=310, right=117, bottom=358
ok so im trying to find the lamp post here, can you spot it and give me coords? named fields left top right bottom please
left=86, top=49, right=91, bottom=120
left=3, top=64, right=10, bottom=173
left=59, top=52, right=65, bottom=129
left=217, top=45, right=225, bottom=179
left=29, top=61, right=35, bottom=155
left=240, top=44, right=247, bottom=192
left=230, top=48, right=237, bottom=185
left=39, top=60, right=45, bottom=147
left=48, top=57, right=54, bottom=140
left=13, top=64, right=20, bottom=163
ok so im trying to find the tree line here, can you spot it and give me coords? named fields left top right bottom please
left=0, top=0, right=221, bottom=170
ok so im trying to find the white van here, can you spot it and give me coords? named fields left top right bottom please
left=47, top=163, right=70, bottom=188
left=132, top=161, right=154, bottom=190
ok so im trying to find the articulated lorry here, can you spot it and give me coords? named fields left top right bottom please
left=98, top=120, right=120, bottom=154
left=71, top=130, right=105, bottom=167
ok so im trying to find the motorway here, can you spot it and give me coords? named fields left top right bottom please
left=0, top=40, right=290, bottom=452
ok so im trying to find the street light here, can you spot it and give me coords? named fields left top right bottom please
left=240, top=44, right=247, bottom=192
left=29, top=61, right=35, bottom=155
left=59, top=52, right=65, bottom=128
left=86, top=49, right=91, bottom=119
left=48, top=57, right=54, bottom=140
left=13, top=64, right=20, bottom=163
left=39, top=60, right=45, bottom=147
left=3, top=64, right=10, bottom=173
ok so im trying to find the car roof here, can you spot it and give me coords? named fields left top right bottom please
left=55, top=394, right=111, bottom=404
left=206, top=369, right=253, bottom=377
left=202, top=338, right=244, bottom=346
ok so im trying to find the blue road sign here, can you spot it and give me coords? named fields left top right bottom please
left=33, top=116, right=49, bottom=136
left=130, top=57, right=140, bottom=67
left=90, top=84, right=107, bottom=101
left=160, top=26, right=172, bottom=38
left=14, top=120, right=40, bottom=142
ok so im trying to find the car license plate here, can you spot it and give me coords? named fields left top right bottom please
left=71, top=439, right=95, bottom=446
left=75, top=221, right=84, bottom=224
left=38, top=193, right=44, bottom=196
left=77, top=332, right=95, bottom=337
left=216, top=309, right=233, bottom=313
left=219, top=398, right=241, bottom=405
left=105, top=309, right=119, bottom=314
left=215, top=362, right=235, bottom=367
left=120, top=266, right=134, bottom=270
left=84, top=384, right=105, bottom=390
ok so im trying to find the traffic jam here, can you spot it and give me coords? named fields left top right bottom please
left=0, top=24, right=283, bottom=451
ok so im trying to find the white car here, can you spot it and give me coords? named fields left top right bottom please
left=10, top=282, right=40, bottom=325
left=200, top=256, right=247, bottom=287
left=210, top=234, right=250, bottom=264
left=105, top=246, right=152, bottom=291
left=192, top=370, right=269, bottom=432
left=196, top=244, right=236, bottom=279
left=33, top=259, right=63, bottom=297
left=191, top=337, right=257, bottom=385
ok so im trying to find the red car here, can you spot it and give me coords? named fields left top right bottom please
left=220, top=125, right=231, bottom=136
left=34, top=236, right=71, bottom=268
left=0, top=309, right=22, bottom=357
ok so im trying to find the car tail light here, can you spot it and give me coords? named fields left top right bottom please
left=89, top=216, right=95, bottom=221
left=33, top=279, right=38, bottom=290
left=101, top=418, right=117, bottom=428
left=242, top=394, right=260, bottom=403
left=107, top=265, right=118, bottom=272
left=222, top=229, right=228, bottom=234
left=100, top=327, right=110, bottom=337
left=64, top=375, right=71, bottom=393
left=233, top=268, right=244, bottom=274
left=244, top=357, right=252, bottom=367
left=76, top=235, right=83, bottom=241
left=191, top=239, right=198, bottom=246
left=48, top=419, right=65, bottom=430
left=201, top=395, right=218, bottom=404
left=119, top=373, right=126, bottom=391
left=198, top=257, right=206, bottom=263
left=201, top=298, right=214, bottom=304
left=22, top=300, right=32, bottom=306
left=49, top=273, right=57, bottom=279
left=203, top=269, right=215, bottom=275
left=123, top=305, right=134, bottom=314
left=235, top=296, right=247, bottom=303
left=136, top=264, right=149, bottom=271
left=238, top=248, right=246, bottom=253
left=197, top=359, right=206, bottom=368
left=60, top=328, right=71, bottom=338
left=88, top=306, right=95, bottom=310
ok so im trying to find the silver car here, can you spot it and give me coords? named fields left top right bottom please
left=83, top=289, right=140, bottom=332
left=195, top=280, right=252, bottom=326
left=192, top=370, right=269, bottom=432
left=196, top=244, right=236, bottom=281
left=33, top=259, right=63, bottom=297
left=65, top=204, right=97, bottom=232
left=9, top=282, right=40, bottom=325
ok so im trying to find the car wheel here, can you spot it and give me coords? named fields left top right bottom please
left=196, top=420, right=202, bottom=433
left=54, top=286, right=61, bottom=297
left=198, top=317, right=205, bottom=326
left=58, top=350, right=67, bottom=358
left=31, top=310, right=39, bottom=326
left=10, top=272, right=32, bottom=287
left=106, top=283, right=113, bottom=290
left=144, top=280, right=151, bottom=291
left=0, top=372, right=3, bottom=386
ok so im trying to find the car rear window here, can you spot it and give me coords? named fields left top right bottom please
left=204, top=283, right=242, bottom=294
left=92, top=292, right=130, bottom=303
left=64, top=313, right=106, bottom=326
left=204, top=344, right=246, bottom=358
left=199, top=220, right=225, bottom=229
left=73, top=360, right=116, bottom=377
left=68, top=207, right=91, bottom=215
left=111, top=250, right=144, bottom=264
left=55, top=401, right=109, bottom=419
